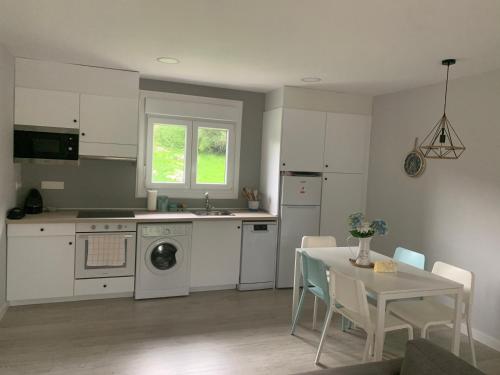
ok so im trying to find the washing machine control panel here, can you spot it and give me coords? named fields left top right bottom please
left=141, top=224, right=187, bottom=237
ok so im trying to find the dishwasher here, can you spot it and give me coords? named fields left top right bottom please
left=238, top=221, right=278, bottom=291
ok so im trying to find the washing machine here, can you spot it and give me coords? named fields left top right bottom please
left=135, top=223, right=192, bottom=299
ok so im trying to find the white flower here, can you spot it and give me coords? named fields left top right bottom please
left=358, top=222, right=372, bottom=233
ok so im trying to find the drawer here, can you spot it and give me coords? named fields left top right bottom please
left=8, top=223, right=76, bottom=237
left=74, top=277, right=134, bottom=296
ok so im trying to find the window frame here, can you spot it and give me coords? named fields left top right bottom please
left=136, top=91, right=242, bottom=199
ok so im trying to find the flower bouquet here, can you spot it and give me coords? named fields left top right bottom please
left=348, top=212, right=388, bottom=266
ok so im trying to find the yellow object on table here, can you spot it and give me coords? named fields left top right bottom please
left=374, top=260, right=398, bottom=273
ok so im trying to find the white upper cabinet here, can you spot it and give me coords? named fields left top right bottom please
left=15, top=58, right=139, bottom=159
left=79, top=94, right=138, bottom=158
left=320, top=173, right=366, bottom=246
left=324, top=113, right=371, bottom=173
left=280, top=109, right=326, bottom=172
left=15, top=87, right=80, bottom=129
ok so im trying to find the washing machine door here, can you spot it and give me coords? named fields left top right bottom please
left=145, top=238, right=184, bottom=275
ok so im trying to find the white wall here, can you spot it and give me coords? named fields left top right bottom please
left=368, top=68, right=500, bottom=348
left=0, top=45, right=15, bottom=315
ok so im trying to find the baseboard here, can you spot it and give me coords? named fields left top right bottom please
left=190, top=284, right=236, bottom=292
left=464, top=325, right=500, bottom=352
left=9, top=292, right=133, bottom=306
left=0, top=301, right=8, bottom=320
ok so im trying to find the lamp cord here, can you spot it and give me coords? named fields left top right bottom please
left=443, top=63, right=450, bottom=114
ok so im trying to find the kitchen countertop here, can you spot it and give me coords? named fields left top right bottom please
left=6, top=210, right=277, bottom=224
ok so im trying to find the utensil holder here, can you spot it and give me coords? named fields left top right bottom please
left=248, top=200, right=259, bottom=211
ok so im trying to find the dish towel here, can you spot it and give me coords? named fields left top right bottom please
left=87, top=235, right=126, bottom=267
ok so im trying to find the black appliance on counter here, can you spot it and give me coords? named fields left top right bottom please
left=24, top=189, right=43, bottom=214
left=14, top=126, right=79, bottom=163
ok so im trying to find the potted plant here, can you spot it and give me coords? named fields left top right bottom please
left=348, top=212, right=388, bottom=266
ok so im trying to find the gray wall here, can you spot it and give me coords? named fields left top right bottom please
left=20, top=80, right=265, bottom=209
left=367, top=69, right=500, bottom=344
left=0, top=45, right=16, bottom=310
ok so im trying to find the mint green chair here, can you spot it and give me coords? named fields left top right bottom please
left=291, top=252, right=330, bottom=335
left=393, top=247, right=425, bottom=269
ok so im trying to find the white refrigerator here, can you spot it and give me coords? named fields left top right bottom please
left=276, top=175, right=322, bottom=288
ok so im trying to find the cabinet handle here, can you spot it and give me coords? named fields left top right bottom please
left=103, top=284, right=107, bottom=288
left=324, top=177, right=328, bottom=181
left=325, top=164, right=329, bottom=168
left=40, top=228, right=44, bottom=232
left=69, top=242, right=73, bottom=245
left=282, top=162, right=286, bottom=166
left=73, top=119, right=78, bottom=123
left=81, top=132, right=85, bottom=136
left=237, top=226, right=241, bottom=229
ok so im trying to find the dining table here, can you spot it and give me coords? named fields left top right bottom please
left=292, top=247, right=464, bottom=361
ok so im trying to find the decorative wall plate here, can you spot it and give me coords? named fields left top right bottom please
left=404, top=138, right=426, bottom=177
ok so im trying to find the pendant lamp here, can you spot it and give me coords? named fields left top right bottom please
left=419, top=59, right=465, bottom=159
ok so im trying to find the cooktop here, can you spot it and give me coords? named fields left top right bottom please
left=76, top=210, right=135, bottom=219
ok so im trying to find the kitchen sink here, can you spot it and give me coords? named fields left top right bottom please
left=193, top=210, right=234, bottom=216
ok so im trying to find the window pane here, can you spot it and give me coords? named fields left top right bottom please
left=196, top=127, right=228, bottom=184
left=151, top=123, right=187, bottom=183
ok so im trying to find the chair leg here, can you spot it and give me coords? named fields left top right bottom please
left=314, top=306, right=335, bottom=365
left=420, top=326, right=427, bottom=339
left=363, top=333, right=373, bottom=362
left=312, top=296, right=318, bottom=330
left=408, top=326, right=414, bottom=340
left=291, top=289, right=307, bottom=335
left=466, top=318, right=477, bottom=367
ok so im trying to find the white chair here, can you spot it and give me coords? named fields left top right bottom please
left=316, top=270, right=413, bottom=364
left=387, top=261, right=476, bottom=366
left=301, top=236, right=337, bottom=330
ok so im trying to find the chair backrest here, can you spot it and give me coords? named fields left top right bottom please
left=301, top=236, right=337, bottom=248
left=432, top=261, right=475, bottom=311
left=331, top=270, right=371, bottom=331
left=394, top=247, right=426, bottom=270
left=301, top=252, right=330, bottom=305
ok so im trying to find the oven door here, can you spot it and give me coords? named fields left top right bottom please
left=75, top=232, right=136, bottom=279
left=14, top=127, right=79, bottom=162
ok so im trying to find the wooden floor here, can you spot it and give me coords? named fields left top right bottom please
left=1, top=289, right=499, bottom=375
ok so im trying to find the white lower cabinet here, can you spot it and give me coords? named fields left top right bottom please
left=74, top=277, right=135, bottom=296
left=320, top=173, right=366, bottom=246
left=190, top=220, right=242, bottom=289
left=7, top=230, right=76, bottom=301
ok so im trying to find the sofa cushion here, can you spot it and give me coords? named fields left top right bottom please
left=400, top=339, right=484, bottom=375
left=295, top=358, right=403, bottom=375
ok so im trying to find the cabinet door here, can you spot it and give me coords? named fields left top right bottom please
left=324, top=113, right=371, bottom=173
left=15, top=87, right=80, bottom=129
left=320, top=173, right=366, bottom=246
left=7, top=236, right=75, bottom=301
left=280, top=109, right=326, bottom=172
left=190, top=220, right=242, bottom=289
left=80, top=94, right=138, bottom=146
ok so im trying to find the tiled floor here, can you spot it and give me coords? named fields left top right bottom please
left=0, top=289, right=498, bottom=374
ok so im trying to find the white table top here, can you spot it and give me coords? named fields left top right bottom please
left=297, top=247, right=462, bottom=298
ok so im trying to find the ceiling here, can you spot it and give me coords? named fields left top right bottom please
left=1, top=0, right=500, bottom=95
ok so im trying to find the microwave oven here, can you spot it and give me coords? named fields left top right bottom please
left=14, top=126, right=79, bottom=164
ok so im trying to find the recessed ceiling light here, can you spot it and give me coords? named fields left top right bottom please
left=157, top=57, right=180, bottom=64
left=301, top=77, right=321, bottom=83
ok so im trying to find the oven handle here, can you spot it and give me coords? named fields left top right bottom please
left=77, top=234, right=135, bottom=239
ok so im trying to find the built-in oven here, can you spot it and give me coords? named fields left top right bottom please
left=14, top=125, right=79, bottom=163
left=75, top=222, right=136, bottom=279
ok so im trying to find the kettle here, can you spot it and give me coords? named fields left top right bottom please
left=24, top=188, right=43, bottom=214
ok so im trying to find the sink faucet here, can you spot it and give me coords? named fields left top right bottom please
left=204, top=192, right=213, bottom=211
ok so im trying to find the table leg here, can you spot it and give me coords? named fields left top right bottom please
left=451, top=288, right=463, bottom=356
left=292, top=250, right=301, bottom=320
left=374, top=296, right=386, bottom=361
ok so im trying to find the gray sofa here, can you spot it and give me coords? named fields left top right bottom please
left=296, top=339, right=484, bottom=375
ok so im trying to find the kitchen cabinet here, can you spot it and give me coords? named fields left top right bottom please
left=7, top=224, right=76, bottom=302
left=190, top=220, right=242, bottom=289
left=324, top=113, right=371, bottom=173
left=320, top=173, right=366, bottom=246
left=280, top=109, right=326, bottom=172
left=14, top=87, right=80, bottom=129
left=79, top=94, right=139, bottom=159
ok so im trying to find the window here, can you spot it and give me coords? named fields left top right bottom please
left=137, top=91, right=242, bottom=199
